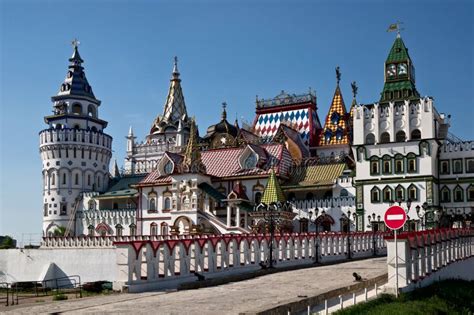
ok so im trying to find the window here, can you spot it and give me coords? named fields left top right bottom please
left=87, top=105, right=96, bottom=118
left=44, top=204, right=48, bottom=217
left=129, top=224, right=136, bottom=236
left=331, top=112, right=340, bottom=125
left=365, top=133, right=375, bottom=145
left=335, top=128, right=343, bottom=141
left=380, top=132, right=390, bottom=144
left=371, top=187, right=381, bottom=203
left=440, top=160, right=450, bottom=175
left=72, top=103, right=82, bottom=115
left=150, top=223, right=158, bottom=236
left=164, top=161, right=173, bottom=174
left=115, top=224, right=123, bottom=237
left=411, top=129, right=421, bottom=140
left=340, top=189, right=349, bottom=197
left=148, top=192, right=157, bottom=211
left=88, top=200, right=96, bottom=210
left=395, top=155, right=404, bottom=173
left=383, top=186, right=392, bottom=202
left=453, top=159, right=463, bottom=174
left=382, top=156, right=392, bottom=174
left=87, top=174, right=91, bottom=186
left=467, top=185, right=474, bottom=201
left=88, top=225, right=95, bottom=236
left=440, top=187, right=451, bottom=202
left=74, top=173, right=79, bottom=185
left=254, top=191, right=262, bottom=204
left=51, top=173, right=56, bottom=186
left=454, top=186, right=464, bottom=202
left=62, top=173, right=67, bottom=185
left=370, top=157, right=379, bottom=175
left=466, top=159, right=474, bottom=173
left=407, top=154, right=417, bottom=173
left=395, top=185, right=405, bottom=201
left=408, top=184, right=418, bottom=201
left=244, top=154, right=257, bottom=169
left=164, top=197, right=171, bottom=210
left=395, top=131, right=406, bottom=142
left=324, top=130, right=332, bottom=143
left=161, top=223, right=169, bottom=235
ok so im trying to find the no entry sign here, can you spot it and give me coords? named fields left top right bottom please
left=384, top=206, right=407, bottom=230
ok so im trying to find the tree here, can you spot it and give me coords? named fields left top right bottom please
left=53, top=226, right=67, bottom=237
left=0, top=236, right=15, bottom=249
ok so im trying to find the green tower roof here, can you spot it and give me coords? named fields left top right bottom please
left=386, top=36, right=410, bottom=63
left=261, top=168, right=286, bottom=204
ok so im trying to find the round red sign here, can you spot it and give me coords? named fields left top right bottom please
left=383, top=205, right=407, bottom=230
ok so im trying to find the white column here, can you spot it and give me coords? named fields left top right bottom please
left=386, top=237, right=412, bottom=293
left=226, top=206, right=231, bottom=227
left=235, top=206, right=240, bottom=227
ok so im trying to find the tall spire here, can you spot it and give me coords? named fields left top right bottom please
left=111, top=159, right=121, bottom=178
left=52, top=39, right=98, bottom=103
left=221, top=102, right=227, bottom=120
left=182, top=118, right=206, bottom=173
left=261, top=168, right=286, bottom=204
left=150, top=56, right=188, bottom=134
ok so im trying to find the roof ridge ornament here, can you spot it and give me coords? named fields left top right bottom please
left=336, top=66, right=341, bottom=85
left=172, top=56, right=179, bottom=76
left=351, top=81, right=358, bottom=99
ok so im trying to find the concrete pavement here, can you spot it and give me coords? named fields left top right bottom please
left=2, top=257, right=387, bottom=315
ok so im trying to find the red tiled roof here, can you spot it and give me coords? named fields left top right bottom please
left=138, top=144, right=292, bottom=186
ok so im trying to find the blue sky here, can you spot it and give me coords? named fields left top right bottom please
left=1, top=0, right=472, bottom=239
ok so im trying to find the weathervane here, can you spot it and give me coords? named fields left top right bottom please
left=351, top=81, right=358, bottom=99
left=387, top=21, right=404, bottom=37
left=335, top=66, right=341, bottom=85
left=71, top=38, right=80, bottom=49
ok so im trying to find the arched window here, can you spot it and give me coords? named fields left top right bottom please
left=97, top=176, right=101, bottom=188
left=453, top=186, right=464, bottom=202
left=395, top=131, right=406, bottom=142
left=370, top=157, right=379, bottom=175
left=148, top=192, right=157, bottom=211
left=115, top=224, right=123, bottom=237
left=129, top=223, right=137, bottom=236
left=366, top=133, right=375, bottom=145
left=395, top=185, right=405, bottom=201
left=51, top=173, right=56, bottom=186
left=408, top=184, right=418, bottom=201
left=324, top=130, right=332, bottom=143
left=407, top=154, right=417, bottom=173
left=161, top=223, right=169, bottom=235
left=87, top=174, right=91, bottom=186
left=380, top=132, right=390, bottom=144
left=340, top=189, right=349, bottom=197
left=382, top=156, right=392, bottom=174
left=383, top=186, right=392, bottom=202
left=411, top=129, right=421, bottom=140
left=440, top=186, right=451, bottom=203
left=395, top=155, right=404, bottom=173
left=55, top=124, right=63, bottom=129
left=88, top=225, right=95, bottom=236
left=467, top=185, right=474, bottom=201
left=335, top=128, right=343, bottom=141
left=254, top=191, right=262, bottom=204
left=371, top=187, right=381, bottom=203
left=88, top=200, right=96, bottom=210
left=331, top=112, right=340, bottom=125
left=72, top=103, right=82, bottom=115
left=164, top=160, right=174, bottom=174
left=150, top=223, right=158, bottom=236
left=87, top=104, right=96, bottom=118
left=467, top=159, right=474, bottom=173
left=164, top=197, right=171, bottom=210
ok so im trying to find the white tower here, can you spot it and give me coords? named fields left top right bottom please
left=39, top=40, right=113, bottom=236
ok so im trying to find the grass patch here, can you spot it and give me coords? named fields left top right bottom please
left=333, top=280, right=474, bottom=315
left=52, top=293, right=68, bottom=301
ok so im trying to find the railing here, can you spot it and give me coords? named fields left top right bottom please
left=113, top=231, right=390, bottom=292
left=385, top=228, right=474, bottom=292
left=292, top=197, right=355, bottom=211
left=39, top=128, right=112, bottom=149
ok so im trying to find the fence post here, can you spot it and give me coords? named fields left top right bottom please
left=364, top=287, right=368, bottom=301
left=339, top=295, right=343, bottom=310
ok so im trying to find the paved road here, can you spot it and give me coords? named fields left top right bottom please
left=3, top=257, right=387, bottom=315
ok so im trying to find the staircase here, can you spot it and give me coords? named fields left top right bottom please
left=65, top=194, right=83, bottom=236
left=199, top=211, right=250, bottom=234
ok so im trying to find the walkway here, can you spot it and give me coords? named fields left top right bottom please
left=3, top=257, right=387, bottom=315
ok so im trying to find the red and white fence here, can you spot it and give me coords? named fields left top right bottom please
left=385, top=228, right=474, bottom=293
left=113, top=232, right=389, bottom=292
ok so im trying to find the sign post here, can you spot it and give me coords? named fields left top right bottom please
left=383, top=205, right=407, bottom=298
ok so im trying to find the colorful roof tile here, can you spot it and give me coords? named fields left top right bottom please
left=286, top=163, right=346, bottom=187
left=261, top=168, right=286, bottom=204
left=319, top=84, right=351, bottom=146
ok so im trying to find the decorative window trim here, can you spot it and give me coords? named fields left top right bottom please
left=371, top=187, right=381, bottom=203
left=395, top=155, right=404, bottom=174
left=370, top=157, right=380, bottom=175
left=382, top=186, right=393, bottom=203
left=407, top=184, right=418, bottom=201
left=395, top=185, right=405, bottom=201
left=453, top=185, right=464, bottom=202
left=382, top=155, right=392, bottom=175
left=440, top=160, right=450, bottom=175
left=440, top=186, right=451, bottom=203
left=467, top=184, right=474, bottom=202
left=465, top=158, right=474, bottom=174
left=407, top=154, right=417, bottom=173
left=452, top=159, right=463, bottom=174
